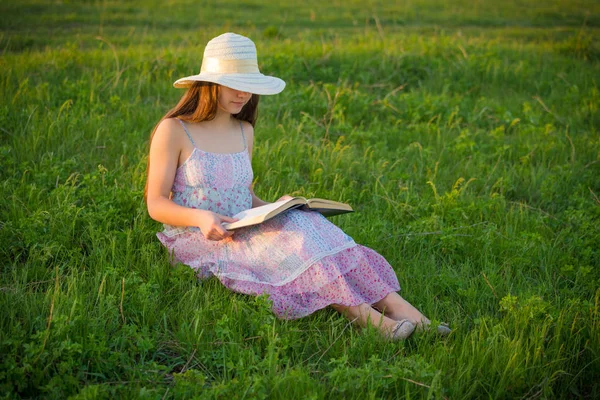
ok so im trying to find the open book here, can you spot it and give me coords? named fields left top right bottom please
left=223, top=197, right=354, bottom=230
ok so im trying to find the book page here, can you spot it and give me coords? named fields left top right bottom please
left=306, top=198, right=353, bottom=211
left=230, top=198, right=295, bottom=220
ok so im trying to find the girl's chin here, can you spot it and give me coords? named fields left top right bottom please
left=230, top=104, right=246, bottom=112
left=218, top=102, right=246, bottom=114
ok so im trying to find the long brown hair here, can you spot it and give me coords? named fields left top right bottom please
left=144, top=82, right=260, bottom=200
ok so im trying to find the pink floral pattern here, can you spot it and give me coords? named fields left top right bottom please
left=157, top=120, right=400, bottom=319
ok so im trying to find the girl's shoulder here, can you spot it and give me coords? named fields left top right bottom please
left=236, top=119, right=254, bottom=141
left=152, top=117, right=188, bottom=149
left=156, top=117, right=184, bottom=133
left=156, top=117, right=193, bottom=138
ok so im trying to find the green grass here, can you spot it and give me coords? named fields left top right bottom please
left=1, top=0, right=599, bottom=398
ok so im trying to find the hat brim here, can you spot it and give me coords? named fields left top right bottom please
left=173, top=73, right=285, bottom=95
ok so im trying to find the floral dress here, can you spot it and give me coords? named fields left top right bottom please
left=157, top=119, right=400, bottom=319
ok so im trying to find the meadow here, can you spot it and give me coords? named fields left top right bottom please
left=1, top=0, right=599, bottom=398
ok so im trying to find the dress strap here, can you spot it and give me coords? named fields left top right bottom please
left=177, top=119, right=197, bottom=148
left=239, top=121, right=247, bottom=149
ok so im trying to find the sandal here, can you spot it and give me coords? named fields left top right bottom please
left=416, top=321, right=452, bottom=336
left=390, top=319, right=416, bottom=340
left=436, top=323, right=452, bottom=336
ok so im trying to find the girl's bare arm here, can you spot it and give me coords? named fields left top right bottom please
left=146, top=118, right=235, bottom=240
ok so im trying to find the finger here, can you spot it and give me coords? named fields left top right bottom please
left=206, top=229, right=222, bottom=241
left=212, top=231, right=233, bottom=241
left=213, top=224, right=232, bottom=237
left=207, top=232, right=220, bottom=241
left=216, top=214, right=239, bottom=223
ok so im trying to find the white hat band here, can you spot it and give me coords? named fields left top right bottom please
left=200, top=57, right=259, bottom=74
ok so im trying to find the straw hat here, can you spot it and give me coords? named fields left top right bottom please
left=173, top=32, right=285, bottom=95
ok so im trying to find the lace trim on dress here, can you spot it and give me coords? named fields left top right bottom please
left=212, top=240, right=358, bottom=286
left=271, top=240, right=357, bottom=286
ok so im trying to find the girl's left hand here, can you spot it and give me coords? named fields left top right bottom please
left=277, top=194, right=294, bottom=202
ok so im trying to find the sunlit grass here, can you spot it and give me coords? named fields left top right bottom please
left=1, top=0, right=599, bottom=398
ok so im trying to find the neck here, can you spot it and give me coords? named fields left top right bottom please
left=212, top=106, right=234, bottom=126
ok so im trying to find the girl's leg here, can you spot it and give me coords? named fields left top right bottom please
left=372, top=292, right=431, bottom=327
left=331, top=303, right=414, bottom=339
left=374, top=293, right=452, bottom=335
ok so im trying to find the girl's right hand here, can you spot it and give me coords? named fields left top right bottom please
left=196, top=210, right=238, bottom=241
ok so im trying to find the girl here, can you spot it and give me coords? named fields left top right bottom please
left=146, top=33, right=450, bottom=340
